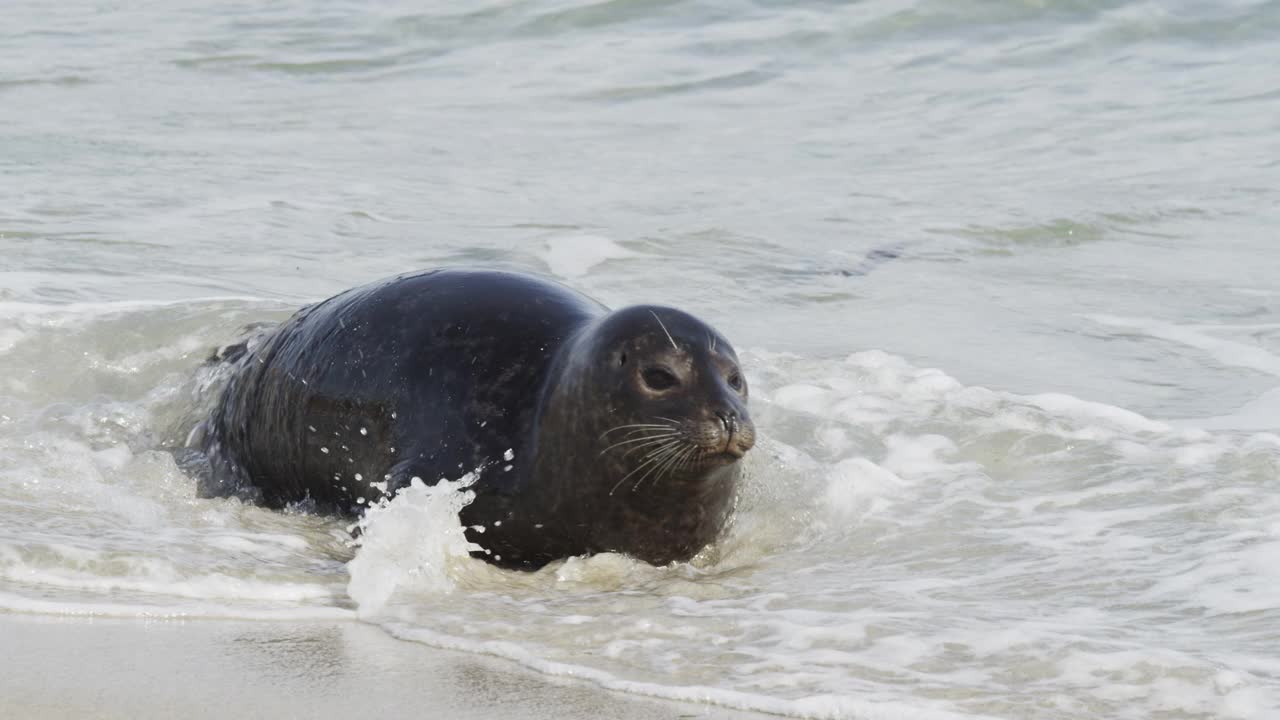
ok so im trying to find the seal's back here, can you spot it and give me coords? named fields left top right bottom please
left=202, top=269, right=605, bottom=513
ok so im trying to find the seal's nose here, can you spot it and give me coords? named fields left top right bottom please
left=715, top=410, right=748, bottom=457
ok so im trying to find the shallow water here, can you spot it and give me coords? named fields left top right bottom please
left=3, top=1, right=1280, bottom=718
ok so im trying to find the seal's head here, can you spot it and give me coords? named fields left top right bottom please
left=595, top=306, right=754, bottom=493
left=531, top=304, right=755, bottom=565
left=545, top=305, right=754, bottom=497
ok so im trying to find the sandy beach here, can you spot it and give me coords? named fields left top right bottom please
left=0, top=613, right=766, bottom=720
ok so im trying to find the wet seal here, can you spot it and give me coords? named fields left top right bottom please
left=194, top=269, right=755, bottom=570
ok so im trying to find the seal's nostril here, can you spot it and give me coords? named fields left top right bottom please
left=715, top=410, right=737, bottom=433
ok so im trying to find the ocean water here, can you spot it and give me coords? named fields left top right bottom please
left=3, top=0, right=1280, bottom=717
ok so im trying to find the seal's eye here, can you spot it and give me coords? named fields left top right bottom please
left=618, top=352, right=628, bottom=367
left=641, top=367, right=679, bottom=391
left=727, top=372, right=743, bottom=391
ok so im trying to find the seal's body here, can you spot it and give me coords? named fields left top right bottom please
left=199, top=269, right=754, bottom=570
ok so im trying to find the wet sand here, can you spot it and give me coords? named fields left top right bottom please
left=0, top=613, right=767, bottom=720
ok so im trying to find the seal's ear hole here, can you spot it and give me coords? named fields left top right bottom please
left=618, top=352, right=628, bottom=367
left=642, top=367, right=679, bottom=391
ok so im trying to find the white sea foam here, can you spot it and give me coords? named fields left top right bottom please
left=378, top=621, right=999, bottom=720
left=541, top=233, right=639, bottom=278
left=821, top=457, right=906, bottom=520
left=0, top=544, right=338, bottom=603
left=0, top=590, right=353, bottom=621
left=346, top=474, right=483, bottom=617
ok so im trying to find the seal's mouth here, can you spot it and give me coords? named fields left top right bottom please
left=691, top=447, right=745, bottom=467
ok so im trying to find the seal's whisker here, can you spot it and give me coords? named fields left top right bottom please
left=642, top=442, right=692, bottom=492
left=675, top=442, right=698, bottom=471
left=650, top=310, right=678, bottom=350
left=601, top=431, right=679, bottom=448
left=611, top=442, right=684, bottom=496
left=625, top=437, right=683, bottom=459
left=630, top=442, right=686, bottom=493
left=675, top=444, right=698, bottom=472
left=648, top=442, right=692, bottom=490
left=622, top=426, right=676, bottom=438
left=638, top=438, right=684, bottom=461
left=597, top=432, right=680, bottom=456
left=666, top=445, right=702, bottom=484
left=631, top=445, right=678, bottom=470
left=601, top=422, right=670, bottom=433
left=629, top=438, right=680, bottom=466
left=600, top=423, right=674, bottom=438
left=611, top=448, right=675, bottom=491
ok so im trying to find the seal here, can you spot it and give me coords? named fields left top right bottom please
left=196, top=269, right=755, bottom=570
